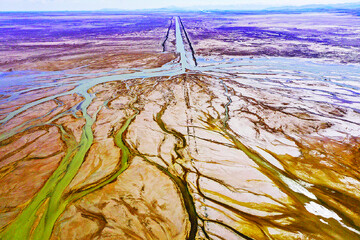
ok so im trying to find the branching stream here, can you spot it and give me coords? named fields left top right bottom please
left=1, top=16, right=360, bottom=240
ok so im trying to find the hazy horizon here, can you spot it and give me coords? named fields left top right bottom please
left=0, top=0, right=360, bottom=12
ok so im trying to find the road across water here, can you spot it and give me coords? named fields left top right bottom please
left=1, top=16, right=360, bottom=240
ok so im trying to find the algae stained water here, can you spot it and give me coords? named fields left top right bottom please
left=1, top=10, right=360, bottom=240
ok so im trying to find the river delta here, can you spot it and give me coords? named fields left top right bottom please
left=0, top=11, right=360, bottom=240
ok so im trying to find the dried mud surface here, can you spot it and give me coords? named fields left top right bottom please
left=0, top=12, right=360, bottom=240
left=181, top=12, right=360, bottom=63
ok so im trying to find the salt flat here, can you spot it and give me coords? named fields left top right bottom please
left=0, top=10, right=360, bottom=240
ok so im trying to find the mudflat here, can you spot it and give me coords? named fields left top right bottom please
left=0, top=11, right=360, bottom=240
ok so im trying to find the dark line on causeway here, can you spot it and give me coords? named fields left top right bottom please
left=178, top=16, right=198, bottom=66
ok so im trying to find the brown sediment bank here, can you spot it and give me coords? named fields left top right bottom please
left=1, top=12, right=360, bottom=240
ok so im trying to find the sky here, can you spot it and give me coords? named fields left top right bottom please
left=0, top=0, right=359, bottom=11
